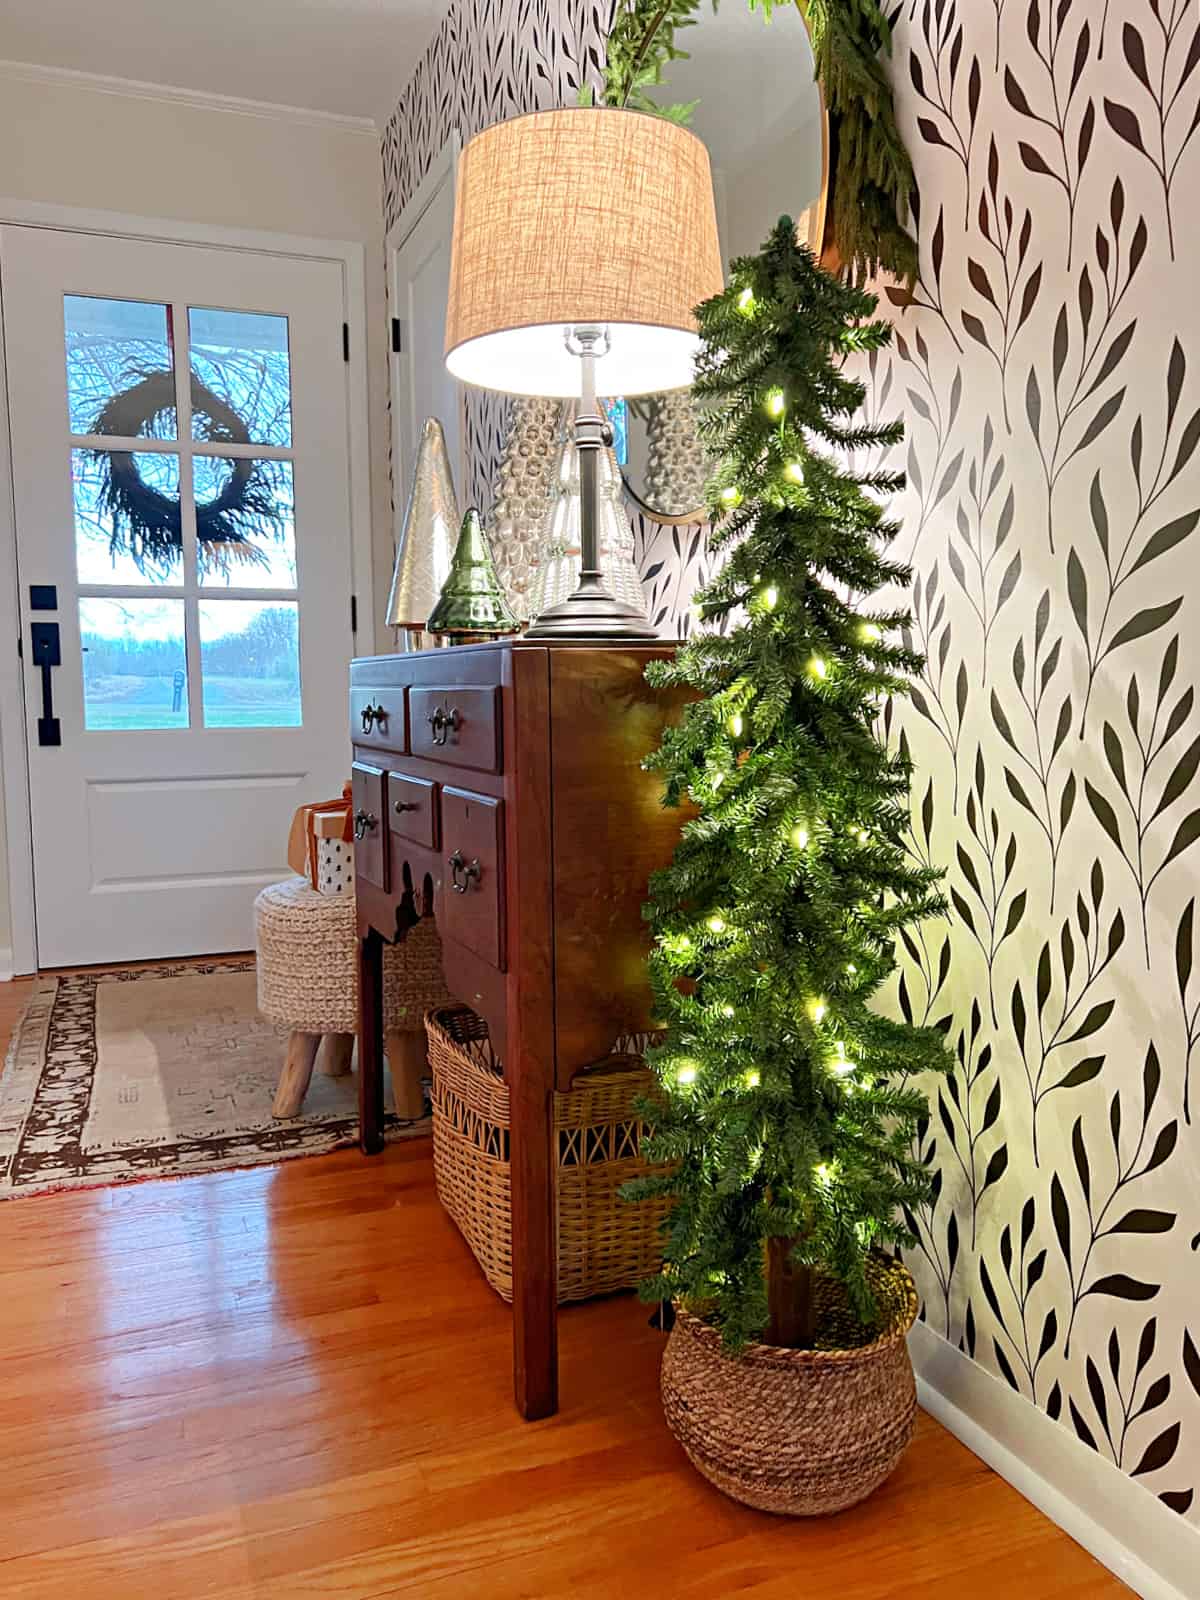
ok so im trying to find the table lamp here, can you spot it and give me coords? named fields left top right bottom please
left=444, top=107, right=723, bottom=640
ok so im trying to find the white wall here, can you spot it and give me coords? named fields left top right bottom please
left=0, top=66, right=392, bottom=967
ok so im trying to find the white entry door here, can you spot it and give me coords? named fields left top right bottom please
left=388, top=140, right=464, bottom=517
left=1, top=225, right=357, bottom=967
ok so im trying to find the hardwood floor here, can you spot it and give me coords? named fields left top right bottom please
left=0, top=973, right=1125, bottom=1598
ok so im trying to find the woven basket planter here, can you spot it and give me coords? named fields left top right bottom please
left=661, top=1256, right=919, bottom=1516
left=426, top=1004, right=671, bottom=1304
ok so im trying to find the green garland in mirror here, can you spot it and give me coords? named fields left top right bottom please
left=595, top=0, right=917, bottom=287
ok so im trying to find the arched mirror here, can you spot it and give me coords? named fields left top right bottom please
left=620, top=0, right=829, bottom=524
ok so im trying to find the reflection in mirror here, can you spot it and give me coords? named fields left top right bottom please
left=622, top=1, right=825, bottom=523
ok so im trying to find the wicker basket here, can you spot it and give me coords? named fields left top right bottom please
left=661, top=1257, right=919, bottom=1516
left=426, top=1004, right=671, bottom=1304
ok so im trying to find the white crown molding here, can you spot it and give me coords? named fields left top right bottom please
left=911, top=1321, right=1200, bottom=1600
left=0, top=57, right=378, bottom=136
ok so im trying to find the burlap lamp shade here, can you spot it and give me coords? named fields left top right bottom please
left=445, top=108, right=724, bottom=398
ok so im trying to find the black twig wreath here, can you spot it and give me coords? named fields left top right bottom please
left=91, top=368, right=286, bottom=578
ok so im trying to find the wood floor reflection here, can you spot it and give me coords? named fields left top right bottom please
left=0, top=972, right=1126, bottom=1598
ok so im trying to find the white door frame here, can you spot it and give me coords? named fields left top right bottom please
left=0, top=197, right=375, bottom=975
left=385, top=132, right=464, bottom=549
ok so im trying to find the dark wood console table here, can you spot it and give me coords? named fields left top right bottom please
left=350, top=640, right=681, bottom=1420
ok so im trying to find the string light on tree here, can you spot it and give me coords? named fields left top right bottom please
left=706, top=914, right=727, bottom=934
left=629, top=218, right=948, bottom=1355
left=675, top=1061, right=698, bottom=1086
left=738, top=286, right=755, bottom=314
left=859, top=621, right=883, bottom=642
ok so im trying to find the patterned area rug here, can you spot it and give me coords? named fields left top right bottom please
left=0, top=959, right=427, bottom=1199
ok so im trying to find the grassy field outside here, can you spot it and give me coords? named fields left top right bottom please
left=82, top=673, right=301, bottom=730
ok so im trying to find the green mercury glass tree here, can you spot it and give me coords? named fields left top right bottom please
left=626, top=218, right=948, bottom=1351
left=427, top=508, right=518, bottom=640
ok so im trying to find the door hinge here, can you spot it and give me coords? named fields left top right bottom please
left=391, top=317, right=403, bottom=354
left=350, top=593, right=358, bottom=634
left=342, top=322, right=351, bottom=362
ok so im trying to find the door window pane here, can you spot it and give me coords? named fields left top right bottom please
left=199, top=601, right=301, bottom=728
left=195, top=457, right=296, bottom=587
left=73, top=449, right=181, bottom=584
left=80, top=598, right=187, bottom=730
left=189, top=308, right=292, bottom=447
left=64, top=296, right=177, bottom=440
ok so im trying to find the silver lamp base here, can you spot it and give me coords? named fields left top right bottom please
left=524, top=327, right=658, bottom=644
left=525, top=572, right=658, bottom=641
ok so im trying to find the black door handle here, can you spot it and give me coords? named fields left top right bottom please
left=30, top=622, right=61, bottom=747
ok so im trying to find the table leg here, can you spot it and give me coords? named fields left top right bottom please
left=510, top=1072, right=558, bottom=1420
left=358, top=928, right=385, bottom=1156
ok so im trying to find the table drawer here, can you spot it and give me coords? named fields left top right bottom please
left=351, top=761, right=388, bottom=891
left=388, top=771, right=437, bottom=850
left=409, top=686, right=500, bottom=773
left=350, top=687, right=405, bottom=753
left=440, top=786, right=504, bottom=970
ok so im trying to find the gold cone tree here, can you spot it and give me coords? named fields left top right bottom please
left=386, top=417, right=460, bottom=635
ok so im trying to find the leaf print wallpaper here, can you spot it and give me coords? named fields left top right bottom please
left=382, top=0, right=1200, bottom=1530
left=883, top=0, right=1200, bottom=1525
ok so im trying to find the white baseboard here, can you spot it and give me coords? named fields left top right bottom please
left=911, top=1321, right=1200, bottom=1600
left=0, top=947, right=12, bottom=982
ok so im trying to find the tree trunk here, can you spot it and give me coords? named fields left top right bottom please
left=765, top=1235, right=817, bottom=1348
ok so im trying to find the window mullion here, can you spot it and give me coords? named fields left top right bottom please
left=172, top=303, right=203, bottom=728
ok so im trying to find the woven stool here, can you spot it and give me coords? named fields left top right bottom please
left=254, top=877, right=453, bottom=1119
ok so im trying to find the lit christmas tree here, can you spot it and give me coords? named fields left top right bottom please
left=628, top=219, right=948, bottom=1350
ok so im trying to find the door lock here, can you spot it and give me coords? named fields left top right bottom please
left=30, top=621, right=61, bottom=747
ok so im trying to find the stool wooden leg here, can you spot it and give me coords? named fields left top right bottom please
left=386, top=1029, right=428, bottom=1120
left=273, top=1031, right=321, bottom=1119
left=320, top=1033, right=354, bottom=1078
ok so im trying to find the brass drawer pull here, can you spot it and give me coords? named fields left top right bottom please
left=427, top=705, right=461, bottom=746
left=354, top=808, right=378, bottom=841
left=361, top=702, right=388, bottom=733
left=448, top=849, right=481, bottom=894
